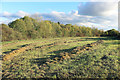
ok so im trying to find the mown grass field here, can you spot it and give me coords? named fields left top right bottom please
left=2, top=37, right=120, bottom=78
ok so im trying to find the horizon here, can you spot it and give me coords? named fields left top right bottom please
left=0, top=1, right=118, bottom=31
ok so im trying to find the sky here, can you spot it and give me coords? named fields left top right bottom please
left=0, top=0, right=119, bottom=31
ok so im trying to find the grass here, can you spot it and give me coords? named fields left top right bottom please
left=2, top=37, right=120, bottom=78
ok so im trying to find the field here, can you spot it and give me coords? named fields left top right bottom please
left=2, top=37, right=120, bottom=78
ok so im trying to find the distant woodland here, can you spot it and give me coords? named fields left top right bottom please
left=0, top=16, right=120, bottom=41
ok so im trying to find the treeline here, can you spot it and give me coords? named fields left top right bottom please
left=0, top=16, right=120, bottom=41
left=101, top=29, right=120, bottom=37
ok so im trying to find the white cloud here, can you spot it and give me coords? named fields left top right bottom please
left=78, top=2, right=117, bottom=16
left=30, top=10, right=117, bottom=30
left=0, top=2, right=118, bottom=31
left=0, top=11, right=29, bottom=19
left=15, top=10, right=29, bottom=17
left=2, top=11, right=11, bottom=17
left=77, top=2, right=118, bottom=30
left=69, top=10, right=79, bottom=16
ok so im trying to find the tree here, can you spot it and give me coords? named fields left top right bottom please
left=70, top=26, right=76, bottom=37
left=1, top=24, right=23, bottom=41
left=9, top=19, right=27, bottom=34
left=2, top=16, right=119, bottom=42
left=107, top=29, right=119, bottom=36
left=22, top=16, right=35, bottom=30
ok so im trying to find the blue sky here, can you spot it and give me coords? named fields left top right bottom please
left=0, top=1, right=118, bottom=31
left=2, top=2, right=79, bottom=13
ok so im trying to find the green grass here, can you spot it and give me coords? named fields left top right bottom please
left=2, top=37, right=120, bottom=78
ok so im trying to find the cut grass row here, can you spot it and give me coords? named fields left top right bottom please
left=42, top=40, right=119, bottom=78
left=2, top=37, right=119, bottom=78
left=2, top=37, right=81, bottom=54
left=2, top=38, right=97, bottom=78
left=2, top=38, right=88, bottom=61
left=30, top=40, right=104, bottom=78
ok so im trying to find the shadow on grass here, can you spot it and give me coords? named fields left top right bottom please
left=17, top=44, right=29, bottom=47
left=0, top=55, right=2, bottom=60
left=30, top=37, right=119, bottom=67
left=31, top=47, right=77, bottom=66
left=49, top=47, right=77, bottom=54
left=2, top=44, right=29, bottom=55
left=3, top=49, right=17, bottom=55
left=31, top=58, right=48, bottom=66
